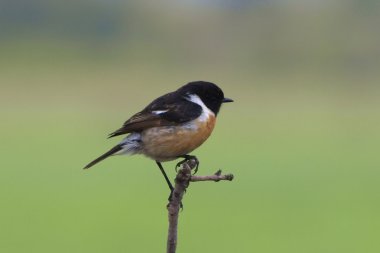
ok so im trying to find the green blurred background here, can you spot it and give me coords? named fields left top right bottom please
left=1, top=0, right=379, bottom=252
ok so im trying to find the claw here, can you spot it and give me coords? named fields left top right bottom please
left=192, top=160, right=199, bottom=175
left=175, top=155, right=200, bottom=174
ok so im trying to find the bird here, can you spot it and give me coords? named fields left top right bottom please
left=84, top=81, right=233, bottom=194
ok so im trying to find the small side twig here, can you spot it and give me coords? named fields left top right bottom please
left=166, top=159, right=233, bottom=253
left=191, top=169, right=234, bottom=182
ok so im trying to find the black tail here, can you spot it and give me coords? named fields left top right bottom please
left=108, top=131, right=123, bottom=138
left=108, top=127, right=127, bottom=138
left=83, top=145, right=123, bottom=169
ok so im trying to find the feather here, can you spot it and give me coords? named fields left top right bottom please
left=83, top=145, right=122, bottom=169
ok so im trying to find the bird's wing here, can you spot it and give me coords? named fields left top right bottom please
left=108, top=94, right=202, bottom=138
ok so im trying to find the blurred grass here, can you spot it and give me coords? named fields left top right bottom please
left=1, top=1, right=380, bottom=253
left=1, top=67, right=379, bottom=252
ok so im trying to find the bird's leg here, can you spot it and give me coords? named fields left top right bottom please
left=155, top=161, right=179, bottom=205
left=156, top=161, right=184, bottom=209
left=175, top=155, right=200, bottom=174
left=156, top=161, right=174, bottom=192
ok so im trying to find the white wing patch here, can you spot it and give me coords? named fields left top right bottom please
left=152, top=110, right=168, bottom=115
left=186, top=94, right=214, bottom=122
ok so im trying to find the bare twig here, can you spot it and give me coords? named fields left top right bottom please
left=191, top=169, right=234, bottom=182
left=166, top=159, right=234, bottom=253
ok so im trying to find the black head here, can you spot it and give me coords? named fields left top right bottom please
left=177, top=81, right=233, bottom=115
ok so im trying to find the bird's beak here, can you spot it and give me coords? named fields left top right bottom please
left=222, top=97, right=234, bottom=103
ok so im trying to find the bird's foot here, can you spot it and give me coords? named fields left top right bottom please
left=175, top=155, right=199, bottom=174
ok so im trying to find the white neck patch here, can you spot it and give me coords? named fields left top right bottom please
left=186, top=94, right=215, bottom=122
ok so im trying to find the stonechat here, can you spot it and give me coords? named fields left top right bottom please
left=84, top=81, right=233, bottom=192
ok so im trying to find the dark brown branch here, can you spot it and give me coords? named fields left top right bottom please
left=166, top=160, right=234, bottom=253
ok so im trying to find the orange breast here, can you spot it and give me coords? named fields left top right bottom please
left=141, top=115, right=216, bottom=161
